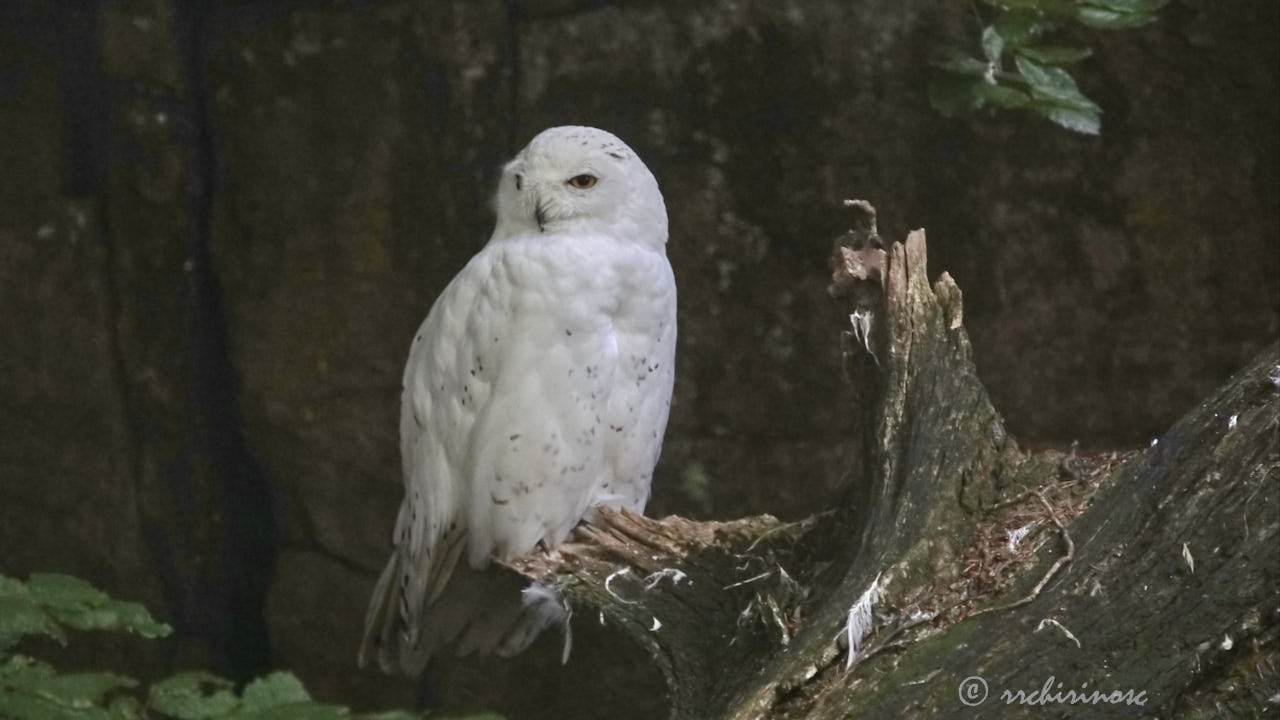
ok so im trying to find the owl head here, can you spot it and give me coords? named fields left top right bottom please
left=492, top=126, right=667, bottom=248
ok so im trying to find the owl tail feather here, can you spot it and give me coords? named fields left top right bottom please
left=359, top=555, right=570, bottom=675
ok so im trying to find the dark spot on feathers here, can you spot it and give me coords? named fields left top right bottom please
left=565, top=328, right=572, bottom=336
left=607, top=151, right=624, bottom=160
left=509, top=433, right=521, bottom=441
left=491, top=494, right=510, bottom=505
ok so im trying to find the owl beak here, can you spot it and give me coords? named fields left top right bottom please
left=534, top=198, right=548, bottom=233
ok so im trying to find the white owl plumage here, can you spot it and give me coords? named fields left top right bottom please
left=360, top=126, right=676, bottom=674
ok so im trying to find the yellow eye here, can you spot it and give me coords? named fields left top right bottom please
left=567, top=174, right=598, bottom=189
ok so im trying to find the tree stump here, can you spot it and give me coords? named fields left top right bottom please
left=504, top=201, right=1280, bottom=719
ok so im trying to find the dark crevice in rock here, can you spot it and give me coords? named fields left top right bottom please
left=171, top=0, right=278, bottom=682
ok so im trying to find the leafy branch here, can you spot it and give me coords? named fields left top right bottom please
left=0, top=573, right=496, bottom=720
left=930, top=0, right=1168, bottom=134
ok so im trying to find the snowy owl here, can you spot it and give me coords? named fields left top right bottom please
left=360, top=126, right=676, bottom=674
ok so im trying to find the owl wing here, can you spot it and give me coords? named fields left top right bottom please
left=360, top=238, right=618, bottom=672
left=360, top=246, right=500, bottom=671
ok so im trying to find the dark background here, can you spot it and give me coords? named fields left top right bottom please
left=1, top=0, right=1275, bottom=716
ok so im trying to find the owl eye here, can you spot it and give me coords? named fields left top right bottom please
left=566, top=174, right=598, bottom=189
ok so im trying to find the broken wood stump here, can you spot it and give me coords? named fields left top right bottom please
left=495, top=201, right=1279, bottom=719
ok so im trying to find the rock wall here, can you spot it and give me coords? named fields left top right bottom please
left=0, top=0, right=1275, bottom=716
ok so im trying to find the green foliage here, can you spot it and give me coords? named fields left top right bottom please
left=0, top=573, right=172, bottom=650
left=930, top=0, right=1168, bottom=134
left=0, top=573, right=498, bottom=720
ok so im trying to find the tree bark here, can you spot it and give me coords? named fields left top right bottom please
left=505, top=202, right=1280, bottom=719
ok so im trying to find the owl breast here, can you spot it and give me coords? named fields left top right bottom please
left=464, top=232, right=675, bottom=563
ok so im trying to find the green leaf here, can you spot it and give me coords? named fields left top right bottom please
left=1030, top=83, right=1101, bottom=113
left=981, top=26, right=1004, bottom=63
left=24, top=575, right=110, bottom=611
left=1084, top=0, right=1167, bottom=13
left=991, top=0, right=1078, bottom=15
left=977, top=82, right=1031, bottom=108
left=1, top=656, right=134, bottom=720
left=109, top=696, right=143, bottom=720
left=0, top=694, right=111, bottom=720
left=18, top=574, right=171, bottom=640
left=993, top=10, right=1044, bottom=47
left=0, top=575, right=27, bottom=597
left=1014, top=55, right=1102, bottom=111
left=108, top=601, right=172, bottom=639
left=928, top=75, right=985, bottom=117
left=931, top=49, right=989, bottom=77
left=227, top=702, right=347, bottom=720
left=988, top=0, right=1047, bottom=8
left=1, top=573, right=436, bottom=720
left=1031, top=102, right=1102, bottom=134
left=1, top=655, right=54, bottom=684
left=148, top=672, right=239, bottom=720
left=0, top=596, right=66, bottom=644
left=239, top=672, right=311, bottom=711
left=1014, top=54, right=1076, bottom=92
left=20, top=671, right=137, bottom=705
left=1015, top=45, right=1093, bottom=65
left=1075, top=6, right=1158, bottom=29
